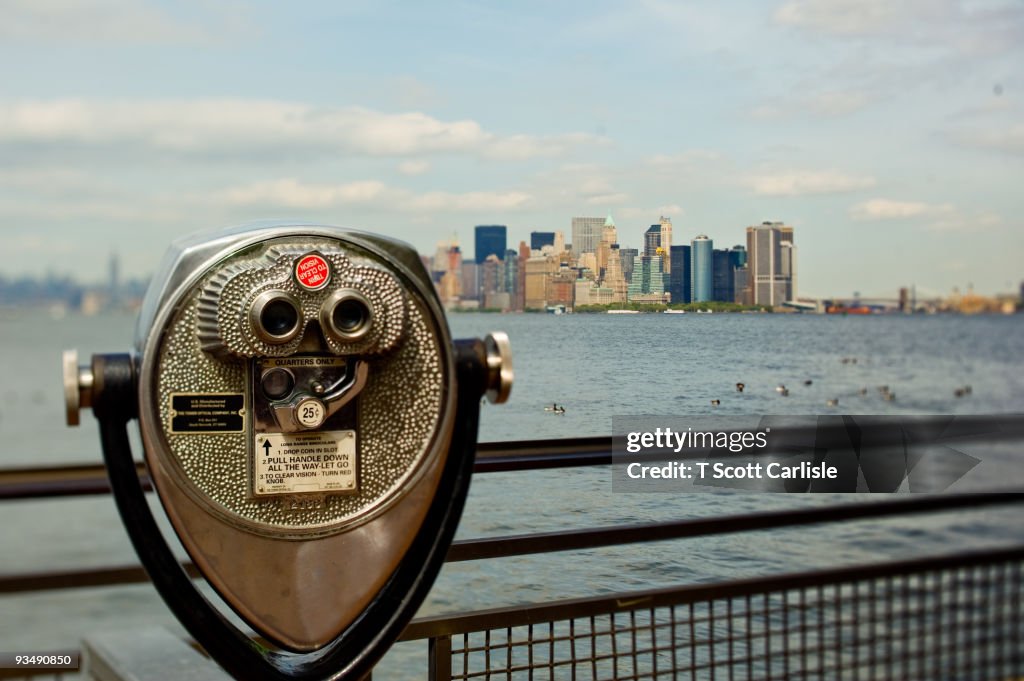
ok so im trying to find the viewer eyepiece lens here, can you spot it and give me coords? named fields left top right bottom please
left=263, top=300, right=298, bottom=336
left=250, top=291, right=302, bottom=344
left=321, top=290, right=373, bottom=341
left=334, top=298, right=369, bottom=334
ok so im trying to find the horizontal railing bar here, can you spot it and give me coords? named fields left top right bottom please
left=0, top=563, right=201, bottom=594
left=0, top=439, right=613, bottom=500
left=399, top=543, right=1024, bottom=640
left=4, top=413, right=1023, bottom=498
left=446, top=491, right=1024, bottom=562
left=2, top=492, right=1022, bottom=594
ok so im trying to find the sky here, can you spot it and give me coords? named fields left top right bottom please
left=0, top=0, right=1021, bottom=297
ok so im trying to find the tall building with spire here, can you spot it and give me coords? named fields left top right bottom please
left=655, top=216, right=673, bottom=274
left=602, top=242, right=628, bottom=303
left=596, top=218, right=618, bottom=274
left=644, top=216, right=674, bottom=274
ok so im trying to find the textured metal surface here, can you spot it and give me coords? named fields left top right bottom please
left=150, top=236, right=447, bottom=536
left=196, top=244, right=406, bottom=358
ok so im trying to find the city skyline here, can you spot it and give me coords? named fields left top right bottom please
left=0, top=1, right=1021, bottom=297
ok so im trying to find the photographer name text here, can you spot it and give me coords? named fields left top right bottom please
left=625, top=460, right=838, bottom=481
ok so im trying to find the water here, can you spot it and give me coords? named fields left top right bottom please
left=1, top=308, right=1023, bottom=675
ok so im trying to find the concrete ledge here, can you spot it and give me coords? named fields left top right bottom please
left=83, top=627, right=232, bottom=681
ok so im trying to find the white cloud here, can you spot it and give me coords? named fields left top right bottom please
left=847, top=199, right=1001, bottom=232
left=774, top=0, right=1024, bottom=55
left=585, top=192, right=629, bottom=206
left=0, top=0, right=249, bottom=45
left=211, top=178, right=532, bottom=213
left=406, top=191, right=533, bottom=212
left=945, top=123, right=1024, bottom=155
left=397, top=160, right=431, bottom=176
left=617, top=205, right=684, bottom=222
left=749, top=90, right=873, bottom=121
left=216, top=179, right=390, bottom=209
left=750, top=170, right=876, bottom=196
left=850, top=199, right=955, bottom=220
left=805, top=91, right=873, bottom=116
left=928, top=211, right=1003, bottom=232
left=0, top=99, right=597, bottom=161
left=774, top=0, right=911, bottom=36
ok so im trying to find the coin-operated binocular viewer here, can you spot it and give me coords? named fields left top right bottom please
left=63, top=224, right=512, bottom=680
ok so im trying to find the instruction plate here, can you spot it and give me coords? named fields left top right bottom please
left=254, top=430, right=356, bottom=496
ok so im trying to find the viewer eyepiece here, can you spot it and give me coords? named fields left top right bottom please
left=250, top=290, right=302, bottom=344
left=321, top=289, right=373, bottom=341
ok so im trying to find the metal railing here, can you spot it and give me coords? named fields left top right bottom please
left=403, top=546, right=1024, bottom=680
left=2, top=433, right=1024, bottom=679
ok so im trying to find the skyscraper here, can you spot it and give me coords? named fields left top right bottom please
left=532, top=231, right=557, bottom=249
left=644, top=225, right=661, bottom=258
left=503, top=248, right=519, bottom=301
left=530, top=231, right=556, bottom=251
left=627, top=255, right=666, bottom=302
left=711, top=246, right=748, bottom=303
left=746, top=222, right=796, bottom=305
left=658, top=216, right=673, bottom=274
left=571, top=216, right=607, bottom=257
left=712, top=249, right=732, bottom=302
left=474, top=225, right=507, bottom=265
left=460, top=261, right=479, bottom=302
left=691, top=235, right=713, bottom=303
left=620, top=248, right=639, bottom=284
left=669, top=245, right=691, bottom=304
left=602, top=243, right=628, bottom=303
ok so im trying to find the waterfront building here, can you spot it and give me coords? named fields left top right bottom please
left=480, top=254, right=504, bottom=308
left=553, top=231, right=566, bottom=255
left=669, top=245, right=691, bottom=304
left=517, top=241, right=529, bottom=311
left=547, top=269, right=576, bottom=308
left=646, top=217, right=673, bottom=274
left=597, top=221, right=618, bottom=274
left=620, top=247, right=639, bottom=284
left=627, top=254, right=667, bottom=303
left=108, top=253, right=120, bottom=307
left=602, top=243, right=629, bottom=303
left=712, top=246, right=747, bottom=303
left=503, top=249, right=519, bottom=307
left=644, top=225, right=661, bottom=258
left=690, top=235, right=713, bottom=303
left=659, top=216, right=673, bottom=274
left=431, top=240, right=463, bottom=306
left=571, top=216, right=607, bottom=257
left=577, top=252, right=598, bottom=276
left=524, top=255, right=558, bottom=310
left=574, top=279, right=616, bottom=306
left=460, top=261, right=479, bottom=302
left=731, top=244, right=748, bottom=269
left=746, top=222, right=796, bottom=306
left=734, top=266, right=749, bottom=305
left=530, top=231, right=555, bottom=251
left=474, top=225, right=507, bottom=265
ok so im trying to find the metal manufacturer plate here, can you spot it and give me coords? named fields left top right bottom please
left=254, top=430, right=357, bottom=496
left=169, top=393, right=245, bottom=434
